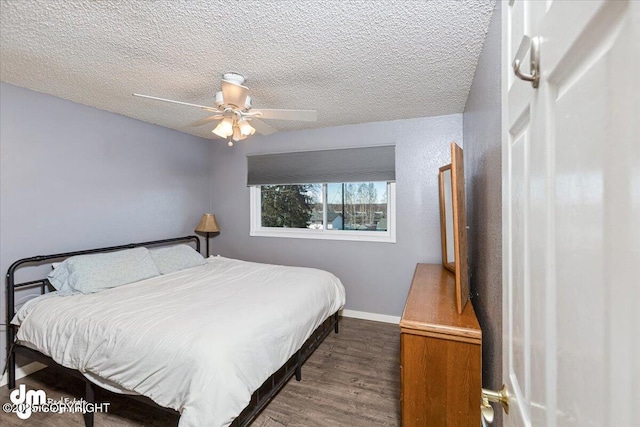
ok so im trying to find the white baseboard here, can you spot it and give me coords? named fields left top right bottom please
left=0, top=361, right=48, bottom=387
left=340, top=309, right=400, bottom=324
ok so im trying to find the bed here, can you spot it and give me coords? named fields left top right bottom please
left=5, top=236, right=346, bottom=427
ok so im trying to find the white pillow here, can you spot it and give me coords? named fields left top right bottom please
left=47, top=262, right=73, bottom=294
left=47, top=247, right=160, bottom=294
left=150, top=244, right=206, bottom=274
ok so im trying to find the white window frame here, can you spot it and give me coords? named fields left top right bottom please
left=250, top=182, right=396, bottom=243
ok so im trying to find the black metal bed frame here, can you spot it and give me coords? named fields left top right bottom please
left=5, top=235, right=339, bottom=426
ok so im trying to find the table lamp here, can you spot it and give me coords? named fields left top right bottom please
left=195, top=213, right=220, bottom=257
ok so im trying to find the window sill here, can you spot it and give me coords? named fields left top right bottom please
left=250, top=228, right=396, bottom=243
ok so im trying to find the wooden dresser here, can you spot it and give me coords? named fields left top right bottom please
left=400, top=264, right=482, bottom=426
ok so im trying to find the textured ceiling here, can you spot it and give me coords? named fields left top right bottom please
left=0, top=0, right=494, bottom=139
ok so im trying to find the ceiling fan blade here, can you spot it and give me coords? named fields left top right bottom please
left=133, top=94, right=219, bottom=113
left=254, top=109, right=317, bottom=122
left=250, top=118, right=277, bottom=136
left=221, top=80, right=249, bottom=108
left=189, top=115, right=223, bottom=127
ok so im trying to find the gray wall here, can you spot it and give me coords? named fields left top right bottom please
left=0, top=83, right=211, bottom=365
left=210, top=114, right=462, bottom=317
left=463, top=2, right=502, bottom=425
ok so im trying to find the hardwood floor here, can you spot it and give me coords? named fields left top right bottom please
left=0, top=317, right=400, bottom=426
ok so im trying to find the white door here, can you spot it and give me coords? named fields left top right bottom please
left=503, top=1, right=639, bottom=426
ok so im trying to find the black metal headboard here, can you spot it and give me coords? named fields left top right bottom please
left=5, top=235, right=200, bottom=357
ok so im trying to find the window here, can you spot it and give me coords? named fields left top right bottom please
left=247, top=145, right=396, bottom=242
left=250, top=182, right=396, bottom=242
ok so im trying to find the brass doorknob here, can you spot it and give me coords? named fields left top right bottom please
left=482, top=384, right=510, bottom=415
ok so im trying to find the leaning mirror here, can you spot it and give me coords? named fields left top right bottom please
left=438, top=142, right=469, bottom=314
left=439, top=165, right=456, bottom=273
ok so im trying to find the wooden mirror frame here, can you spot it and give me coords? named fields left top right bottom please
left=450, top=142, right=469, bottom=314
left=438, top=164, right=456, bottom=274
left=438, top=142, right=469, bottom=314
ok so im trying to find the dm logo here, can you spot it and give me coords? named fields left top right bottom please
left=9, top=384, right=46, bottom=420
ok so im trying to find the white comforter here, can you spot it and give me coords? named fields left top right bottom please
left=12, top=256, right=346, bottom=427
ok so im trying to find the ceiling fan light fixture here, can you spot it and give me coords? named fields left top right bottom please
left=212, top=117, right=233, bottom=138
left=134, top=72, right=317, bottom=145
left=238, top=119, right=255, bottom=136
left=232, top=124, right=242, bottom=142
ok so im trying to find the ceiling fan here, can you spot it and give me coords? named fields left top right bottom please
left=133, top=73, right=317, bottom=146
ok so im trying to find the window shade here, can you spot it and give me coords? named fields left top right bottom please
left=247, top=145, right=395, bottom=186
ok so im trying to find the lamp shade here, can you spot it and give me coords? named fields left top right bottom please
left=195, top=214, right=220, bottom=233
